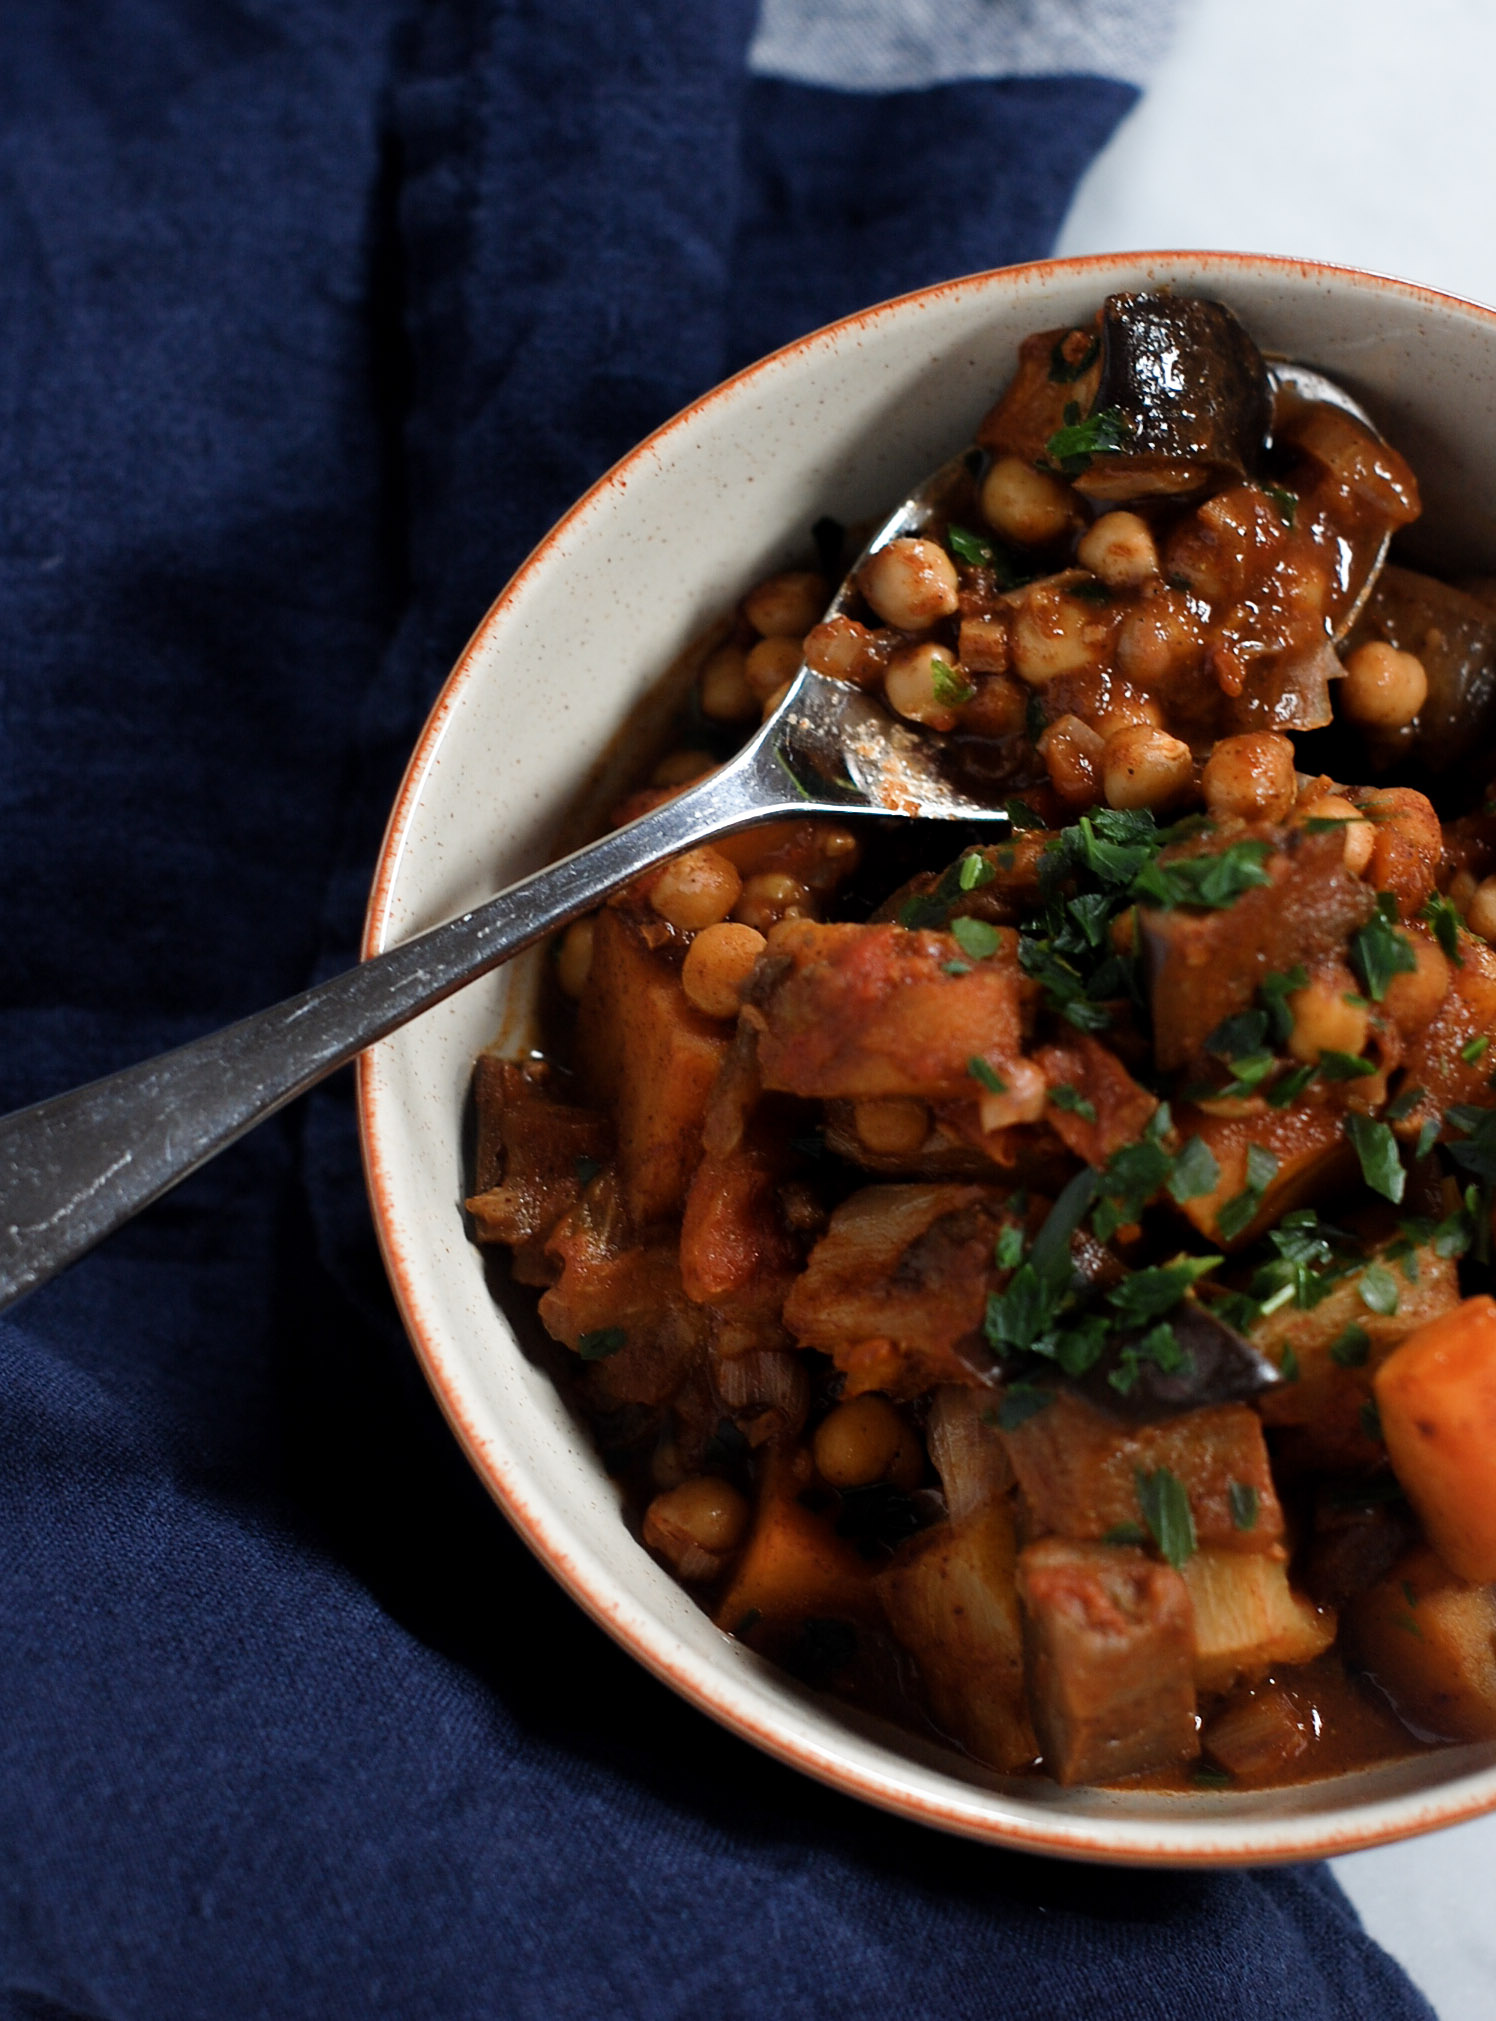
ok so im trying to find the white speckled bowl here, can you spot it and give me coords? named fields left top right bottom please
left=359, top=252, right=1496, bottom=1864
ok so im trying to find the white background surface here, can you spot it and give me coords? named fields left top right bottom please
left=1057, top=3, right=1496, bottom=2015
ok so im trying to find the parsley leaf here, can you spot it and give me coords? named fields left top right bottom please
left=1358, top=1263, right=1401, bottom=1316
left=1262, top=483, right=1297, bottom=527
left=1228, top=1481, right=1259, bottom=1531
left=1048, top=331, right=1100, bottom=383
left=1330, top=1322, right=1371, bottom=1367
left=969, top=1057, right=1008, bottom=1095
left=1351, top=895, right=1418, bottom=1002
left=1107, top=1256, right=1219, bottom=1326
left=1135, top=1466, right=1198, bottom=1568
left=994, top=1223, right=1025, bottom=1271
left=947, top=522, right=996, bottom=568
left=1045, top=402, right=1133, bottom=474
left=1319, top=1049, right=1377, bottom=1080
left=1169, top=1135, right=1221, bottom=1203
left=1461, top=1034, right=1490, bottom=1065
left=1049, top=1082, right=1097, bottom=1123
left=1422, top=891, right=1465, bottom=966
left=577, top=1328, right=627, bottom=1360
left=1260, top=965, right=1309, bottom=1046
left=1133, top=839, right=1273, bottom=911
left=1345, top=1113, right=1406, bottom=1203
left=949, top=915, right=1003, bottom=960
left=930, top=655, right=975, bottom=708
left=958, top=851, right=996, bottom=892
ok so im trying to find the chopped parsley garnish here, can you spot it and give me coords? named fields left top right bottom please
left=574, top=1155, right=604, bottom=1186
left=577, top=1327, right=627, bottom=1360
left=1101, top=1522, right=1147, bottom=1546
left=1358, top=1263, right=1401, bottom=1317
left=998, top=1383, right=1055, bottom=1431
left=1228, top=1481, right=1260, bottom=1531
left=1004, top=797, right=1046, bottom=831
left=1385, top=1084, right=1426, bottom=1124
left=1049, top=1083, right=1097, bottom=1123
left=1135, top=1466, right=1197, bottom=1568
left=1215, top=1144, right=1279, bottom=1242
left=1415, top=1116, right=1441, bottom=1162
left=941, top=959, right=972, bottom=976
left=1422, top=891, right=1465, bottom=966
left=1206, top=1009, right=1269, bottom=1059
left=930, top=655, right=975, bottom=708
left=958, top=851, right=996, bottom=891
left=969, top=1056, right=1008, bottom=1095
left=1280, top=1343, right=1301, bottom=1382
left=1330, top=1323, right=1372, bottom=1367
left=994, top=1223, right=1026, bottom=1272
left=949, top=914, right=1004, bottom=960
left=1108, top=1321, right=1188, bottom=1396
left=1319, top=1048, right=1377, bottom=1080
left=1261, top=483, right=1298, bottom=527
left=947, top=522, right=996, bottom=568
left=1132, top=838, right=1273, bottom=911
left=1265, top=1061, right=1318, bottom=1107
left=1461, top=1034, right=1490, bottom=1065
left=1045, top=402, right=1133, bottom=474
left=1260, top=966, right=1309, bottom=1046
left=1351, top=894, right=1418, bottom=1002
left=1107, top=1256, right=1220, bottom=1327
left=1360, top=1397, right=1384, bottom=1444
left=1091, top=1120, right=1175, bottom=1240
left=1168, top=1134, right=1220, bottom=1203
left=1345, top=1113, right=1405, bottom=1204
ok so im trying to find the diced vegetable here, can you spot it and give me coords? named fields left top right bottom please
left=1179, top=1548, right=1335, bottom=1693
left=999, top=1391, right=1283, bottom=1554
left=1343, top=1545, right=1496, bottom=1742
left=878, top=1505, right=1036, bottom=1771
left=464, top=1057, right=612, bottom=1283
left=576, top=908, right=730, bottom=1223
left=1396, top=930, right=1496, bottom=1137
left=1033, top=1033, right=1158, bottom=1165
left=1202, top=1684, right=1312, bottom=1779
left=1374, top=1294, right=1496, bottom=1580
left=714, top=1449, right=876, bottom=1645
left=1170, top=1102, right=1352, bottom=1250
left=925, top=1385, right=1013, bottom=1519
left=1015, top=1539, right=1198, bottom=1784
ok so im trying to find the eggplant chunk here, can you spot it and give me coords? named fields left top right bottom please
left=1065, top=293, right=1271, bottom=505
left=1016, top=1539, right=1198, bottom=1783
left=1349, top=564, right=1496, bottom=774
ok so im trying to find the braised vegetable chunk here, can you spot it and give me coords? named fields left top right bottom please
left=468, top=291, right=1496, bottom=1794
left=1016, top=1539, right=1198, bottom=1783
left=1344, top=1546, right=1496, bottom=1741
left=878, top=1506, right=1036, bottom=1770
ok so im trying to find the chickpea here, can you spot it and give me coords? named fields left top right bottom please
left=813, top=1395, right=923, bottom=1492
left=555, top=915, right=595, bottom=999
left=1340, top=641, right=1428, bottom=729
left=1449, top=867, right=1479, bottom=915
left=1102, top=724, right=1193, bottom=812
left=976, top=1056, right=1047, bottom=1132
left=853, top=1097, right=930, bottom=1157
left=1299, top=793, right=1374, bottom=875
left=980, top=456, right=1075, bottom=546
left=962, top=672, right=1028, bottom=738
left=859, top=537, right=960, bottom=631
left=1077, top=510, right=1159, bottom=588
left=1011, top=585, right=1104, bottom=685
left=651, top=748, right=716, bottom=787
left=803, top=615, right=883, bottom=687
left=699, top=642, right=756, bottom=722
left=743, top=570, right=827, bottom=639
left=1382, top=934, right=1451, bottom=1039
left=1115, top=586, right=1202, bottom=689
left=735, top=870, right=810, bottom=934
left=760, top=679, right=794, bottom=720
left=644, top=1477, right=750, bottom=1578
left=680, top=921, right=766, bottom=1019
left=1201, top=732, right=1297, bottom=824
left=1038, top=713, right=1105, bottom=808
left=1093, top=690, right=1162, bottom=742
left=1467, top=875, right=1496, bottom=943
left=1286, top=976, right=1370, bottom=1065
left=744, top=633, right=804, bottom=700
left=650, top=848, right=742, bottom=932
left=884, top=641, right=968, bottom=729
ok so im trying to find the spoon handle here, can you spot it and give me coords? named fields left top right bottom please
left=0, top=747, right=814, bottom=1313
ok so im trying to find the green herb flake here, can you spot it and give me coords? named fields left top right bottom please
left=1461, top=1034, right=1490, bottom=1065
left=574, top=1155, right=604, bottom=1186
left=1169, top=1135, right=1221, bottom=1204
left=1193, top=1768, right=1235, bottom=1789
left=1134, top=839, right=1273, bottom=913
left=1262, top=483, right=1298, bottom=527
left=1045, top=402, right=1133, bottom=474
left=1360, top=1397, right=1385, bottom=1443
left=1108, top=1256, right=1219, bottom=1327
left=1135, top=1466, right=1198, bottom=1569
left=958, top=852, right=996, bottom=892
left=1049, top=1082, right=1098, bottom=1123
left=1246, top=1144, right=1280, bottom=1195
left=1228, top=1481, right=1260, bottom=1532
left=930, top=655, right=976, bottom=708
left=1345, top=1113, right=1406, bottom=1204
left=969, top=1056, right=1008, bottom=1095
left=1319, top=1049, right=1377, bottom=1080
left=1101, top=1522, right=1147, bottom=1546
left=1415, top=1117, right=1441, bottom=1161
left=1358, top=1264, right=1401, bottom=1317
left=1385, top=1084, right=1426, bottom=1124
left=941, top=959, right=972, bottom=976
left=994, top=1224, right=1026, bottom=1272
left=1260, top=965, right=1309, bottom=1046
left=1048, top=331, right=1100, bottom=383
left=1351, top=895, right=1418, bottom=1003
left=947, top=522, right=996, bottom=568
left=1280, top=1343, right=1301, bottom=1382
left=1330, top=1322, right=1372, bottom=1368
left=577, top=1327, right=627, bottom=1361
left=998, top=1384, right=1056, bottom=1432
left=1422, top=892, right=1465, bottom=966
left=949, top=915, right=1004, bottom=961
left=1266, top=1061, right=1318, bottom=1107
left=1004, top=797, right=1046, bottom=831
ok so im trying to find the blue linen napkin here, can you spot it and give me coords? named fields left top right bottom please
left=0, top=4, right=1438, bottom=2015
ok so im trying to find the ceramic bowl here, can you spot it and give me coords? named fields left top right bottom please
left=359, top=251, right=1496, bottom=1865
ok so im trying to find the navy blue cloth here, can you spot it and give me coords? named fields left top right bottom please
left=0, top=5, right=1436, bottom=2016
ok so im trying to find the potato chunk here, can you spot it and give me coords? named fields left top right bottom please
left=1000, top=1390, right=1283, bottom=1554
left=1180, top=1548, right=1335, bottom=1693
left=1343, top=1545, right=1496, bottom=1742
left=752, top=920, right=1023, bottom=1101
left=714, top=1450, right=875, bottom=1644
left=1016, top=1539, right=1198, bottom=1784
left=1375, top=1294, right=1496, bottom=1580
left=878, top=1506, right=1036, bottom=1771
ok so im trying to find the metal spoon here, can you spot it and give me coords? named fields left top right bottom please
left=0, top=364, right=1390, bottom=1312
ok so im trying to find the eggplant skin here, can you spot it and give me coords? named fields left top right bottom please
left=1075, top=293, right=1272, bottom=504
